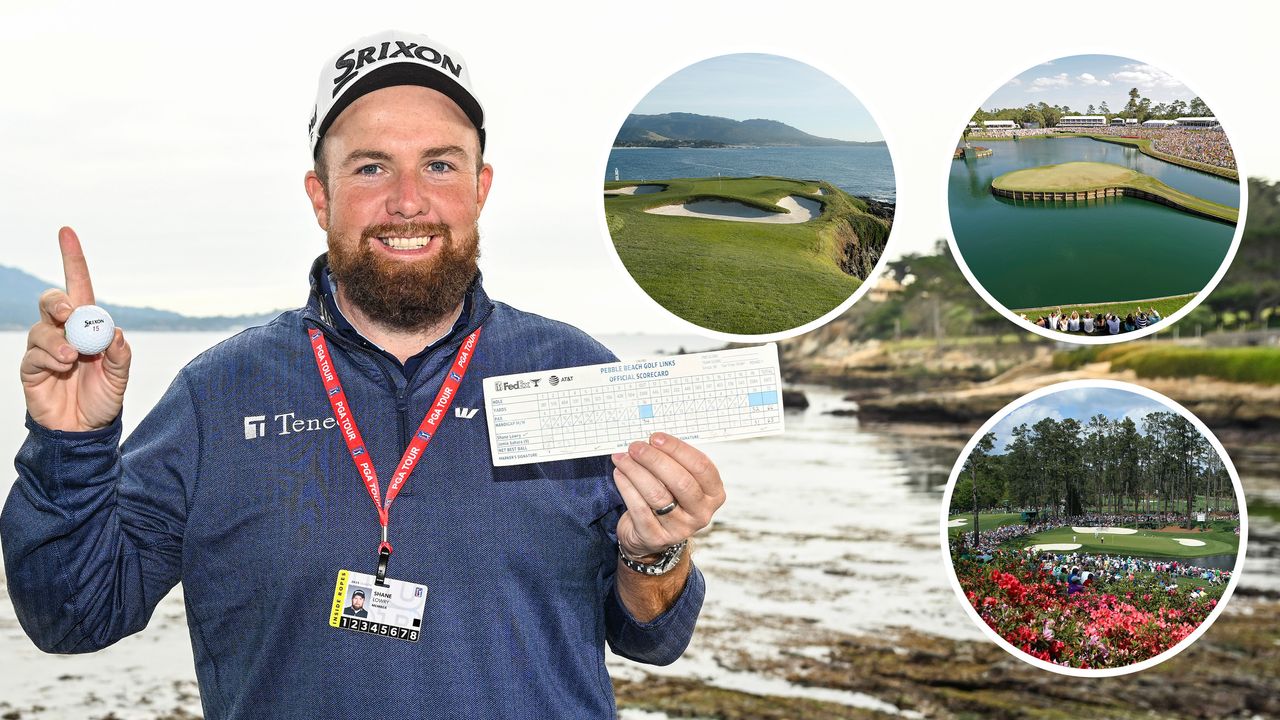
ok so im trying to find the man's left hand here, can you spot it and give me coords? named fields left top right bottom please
left=612, top=433, right=724, bottom=558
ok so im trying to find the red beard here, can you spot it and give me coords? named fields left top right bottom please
left=327, top=220, right=479, bottom=331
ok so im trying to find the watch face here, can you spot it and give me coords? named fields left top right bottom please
left=621, top=542, right=686, bottom=575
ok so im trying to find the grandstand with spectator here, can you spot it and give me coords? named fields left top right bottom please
left=1058, top=115, right=1107, bottom=128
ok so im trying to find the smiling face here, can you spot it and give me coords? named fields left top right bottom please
left=305, top=85, right=493, bottom=332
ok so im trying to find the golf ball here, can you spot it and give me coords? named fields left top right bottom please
left=65, top=305, right=116, bottom=355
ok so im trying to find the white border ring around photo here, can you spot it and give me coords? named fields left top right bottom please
left=595, top=48, right=899, bottom=344
left=938, top=378, right=1248, bottom=677
left=942, top=52, right=1248, bottom=346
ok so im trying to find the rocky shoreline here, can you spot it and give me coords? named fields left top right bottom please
left=616, top=598, right=1280, bottom=719
left=781, top=340, right=1280, bottom=489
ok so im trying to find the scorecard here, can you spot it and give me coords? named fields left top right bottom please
left=483, top=344, right=784, bottom=466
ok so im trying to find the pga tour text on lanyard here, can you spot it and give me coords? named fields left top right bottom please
left=308, top=326, right=482, bottom=583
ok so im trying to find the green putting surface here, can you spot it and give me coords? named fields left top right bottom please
left=994, top=161, right=1142, bottom=192
left=990, top=161, right=1238, bottom=223
left=604, top=176, right=889, bottom=335
left=1012, top=524, right=1239, bottom=558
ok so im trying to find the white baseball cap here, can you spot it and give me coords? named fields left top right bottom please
left=309, top=30, right=485, bottom=158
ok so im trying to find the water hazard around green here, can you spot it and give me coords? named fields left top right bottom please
left=948, top=137, right=1239, bottom=309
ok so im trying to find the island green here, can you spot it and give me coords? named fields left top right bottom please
left=991, top=161, right=1238, bottom=224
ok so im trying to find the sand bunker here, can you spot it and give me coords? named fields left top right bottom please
left=645, top=195, right=821, bottom=224
left=1175, top=538, right=1207, bottom=547
left=1072, top=527, right=1139, bottom=535
left=604, top=184, right=664, bottom=196
left=947, top=518, right=968, bottom=527
left=1028, top=543, right=1082, bottom=552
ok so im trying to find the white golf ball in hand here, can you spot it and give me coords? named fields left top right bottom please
left=65, top=305, right=116, bottom=355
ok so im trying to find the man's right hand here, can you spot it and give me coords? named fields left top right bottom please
left=21, top=227, right=131, bottom=431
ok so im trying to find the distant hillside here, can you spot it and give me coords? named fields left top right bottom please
left=615, top=112, right=884, bottom=148
left=0, top=265, right=282, bottom=331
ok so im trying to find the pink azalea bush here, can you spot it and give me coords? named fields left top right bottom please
left=955, top=551, right=1220, bottom=668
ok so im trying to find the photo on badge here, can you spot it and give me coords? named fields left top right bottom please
left=330, top=570, right=428, bottom=642
left=343, top=585, right=371, bottom=619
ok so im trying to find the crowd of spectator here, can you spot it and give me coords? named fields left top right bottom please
left=1019, top=306, right=1163, bottom=336
left=955, top=511, right=1236, bottom=597
left=956, top=511, right=1211, bottom=556
left=1084, top=126, right=1236, bottom=171
left=961, top=125, right=1236, bottom=171
left=965, top=127, right=1059, bottom=139
left=1039, top=551, right=1232, bottom=593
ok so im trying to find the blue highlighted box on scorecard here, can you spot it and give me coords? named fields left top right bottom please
left=483, top=344, right=785, bottom=466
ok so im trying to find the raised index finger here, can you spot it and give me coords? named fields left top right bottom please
left=59, top=226, right=96, bottom=306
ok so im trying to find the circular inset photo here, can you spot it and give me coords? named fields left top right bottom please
left=941, top=380, right=1246, bottom=675
left=603, top=53, right=895, bottom=339
left=947, top=55, right=1244, bottom=343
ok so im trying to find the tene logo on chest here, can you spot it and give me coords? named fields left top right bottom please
left=243, top=412, right=339, bottom=439
left=243, top=410, right=478, bottom=440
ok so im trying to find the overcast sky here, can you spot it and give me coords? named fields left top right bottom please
left=632, top=53, right=884, bottom=142
left=2, top=2, right=1276, bottom=337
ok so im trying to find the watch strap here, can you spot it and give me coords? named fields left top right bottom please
left=619, top=540, right=687, bottom=576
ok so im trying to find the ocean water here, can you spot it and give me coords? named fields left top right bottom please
left=605, top=145, right=897, bottom=202
left=949, top=137, right=1240, bottom=309
left=1, top=333, right=1277, bottom=717
left=0, top=332, right=963, bottom=716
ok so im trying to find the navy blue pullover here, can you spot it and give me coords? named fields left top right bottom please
left=1, top=256, right=704, bottom=719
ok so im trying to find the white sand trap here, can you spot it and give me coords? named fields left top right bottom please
left=604, top=184, right=665, bottom=196
left=947, top=518, right=968, bottom=527
left=812, top=187, right=826, bottom=195
left=1072, top=526, right=1139, bottom=535
left=645, top=195, right=821, bottom=224
left=1175, top=538, right=1207, bottom=547
left=1028, top=543, right=1082, bottom=552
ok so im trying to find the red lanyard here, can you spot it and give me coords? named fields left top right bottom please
left=308, top=325, right=482, bottom=582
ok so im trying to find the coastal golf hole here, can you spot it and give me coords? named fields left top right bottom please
left=940, top=379, right=1246, bottom=676
left=946, top=54, right=1245, bottom=345
left=602, top=52, right=896, bottom=340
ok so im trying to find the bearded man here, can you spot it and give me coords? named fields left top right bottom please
left=3, top=31, right=724, bottom=719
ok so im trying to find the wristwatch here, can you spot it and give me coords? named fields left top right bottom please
left=619, top=540, right=687, bottom=576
